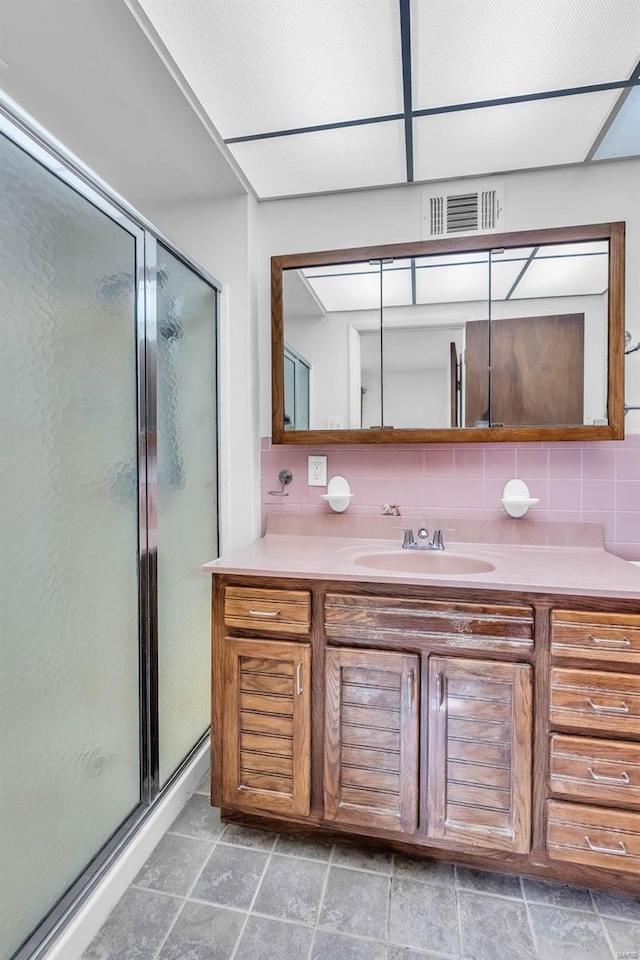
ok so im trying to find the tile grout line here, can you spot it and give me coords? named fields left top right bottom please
left=519, top=875, right=541, bottom=959
left=222, top=840, right=333, bottom=862
left=306, top=842, right=335, bottom=960
left=590, top=891, right=622, bottom=960
left=228, top=832, right=279, bottom=960
left=385, top=853, right=394, bottom=950
left=453, top=884, right=527, bottom=903
left=166, top=828, right=220, bottom=842
left=454, top=866, right=465, bottom=960
left=149, top=813, right=226, bottom=960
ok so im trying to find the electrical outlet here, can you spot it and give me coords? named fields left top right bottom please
left=327, top=417, right=344, bottom=429
left=308, top=455, right=327, bottom=486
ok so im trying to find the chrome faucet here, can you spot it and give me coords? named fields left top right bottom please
left=396, top=525, right=445, bottom=550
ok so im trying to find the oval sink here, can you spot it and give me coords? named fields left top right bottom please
left=352, top=551, right=495, bottom=575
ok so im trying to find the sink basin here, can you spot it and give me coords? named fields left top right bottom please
left=351, top=550, right=495, bottom=575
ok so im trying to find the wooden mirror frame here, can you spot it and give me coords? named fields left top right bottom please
left=271, top=222, right=625, bottom=445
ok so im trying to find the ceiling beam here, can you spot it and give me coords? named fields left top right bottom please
left=398, top=0, right=414, bottom=182
left=224, top=78, right=639, bottom=145
left=412, top=78, right=640, bottom=118
left=505, top=246, right=539, bottom=300
left=224, top=112, right=402, bottom=144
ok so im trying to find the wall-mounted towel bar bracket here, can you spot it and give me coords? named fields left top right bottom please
left=268, top=469, right=293, bottom=496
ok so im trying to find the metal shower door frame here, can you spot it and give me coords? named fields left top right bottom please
left=0, top=92, right=220, bottom=960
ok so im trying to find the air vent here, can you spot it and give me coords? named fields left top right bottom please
left=422, top=181, right=505, bottom=238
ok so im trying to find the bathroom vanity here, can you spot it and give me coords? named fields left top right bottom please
left=205, top=519, right=639, bottom=897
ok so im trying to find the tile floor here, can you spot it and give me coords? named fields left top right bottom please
left=84, top=774, right=640, bottom=960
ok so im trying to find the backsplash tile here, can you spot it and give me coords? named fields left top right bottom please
left=261, top=435, right=640, bottom=560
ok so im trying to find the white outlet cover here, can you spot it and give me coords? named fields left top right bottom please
left=308, top=455, right=327, bottom=486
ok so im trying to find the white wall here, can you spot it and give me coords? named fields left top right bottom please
left=147, top=195, right=261, bottom=552
left=362, top=367, right=449, bottom=430
left=286, top=313, right=351, bottom=428
left=258, top=159, right=640, bottom=437
left=0, top=0, right=245, bottom=212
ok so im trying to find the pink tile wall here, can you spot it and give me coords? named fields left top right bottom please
left=261, top=434, right=640, bottom=561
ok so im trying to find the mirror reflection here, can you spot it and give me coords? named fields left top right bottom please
left=282, top=239, right=608, bottom=431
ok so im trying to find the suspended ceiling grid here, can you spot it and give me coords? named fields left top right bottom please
left=300, top=243, right=608, bottom=312
left=135, top=0, right=640, bottom=200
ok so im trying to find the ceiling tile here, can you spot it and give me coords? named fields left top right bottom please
left=228, top=121, right=406, bottom=198
left=138, top=0, right=403, bottom=139
left=413, top=90, right=619, bottom=182
left=416, top=256, right=489, bottom=304
left=593, top=86, right=640, bottom=159
left=512, top=248, right=609, bottom=299
left=412, top=0, right=640, bottom=110
left=306, top=262, right=412, bottom=311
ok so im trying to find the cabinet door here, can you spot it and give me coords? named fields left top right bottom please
left=427, top=657, right=532, bottom=853
left=324, top=648, right=419, bottom=833
left=222, top=638, right=311, bottom=816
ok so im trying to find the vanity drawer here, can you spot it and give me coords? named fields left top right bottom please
left=550, top=668, right=640, bottom=737
left=550, top=735, right=640, bottom=808
left=224, top=587, right=310, bottom=635
left=325, top=594, right=533, bottom=652
left=552, top=609, right=640, bottom=665
left=547, top=800, right=640, bottom=875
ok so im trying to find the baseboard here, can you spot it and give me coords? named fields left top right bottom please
left=41, top=739, right=210, bottom=960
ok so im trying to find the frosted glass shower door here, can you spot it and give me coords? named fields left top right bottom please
left=156, top=244, right=218, bottom=786
left=0, top=134, right=141, bottom=959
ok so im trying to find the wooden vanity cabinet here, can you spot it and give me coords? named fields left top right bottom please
left=427, top=657, right=532, bottom=853
left=222, top=637, right=311, bottom=817
left=324, top=648, right=419, bottom=833
left=214, top=579, right=640, bottom=898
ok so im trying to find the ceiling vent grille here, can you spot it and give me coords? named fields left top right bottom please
left=422, top=181, right=505, bottom=239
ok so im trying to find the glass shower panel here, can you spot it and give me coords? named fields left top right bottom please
left=0, top=134, right=140, bottom=960
left=156, top=245, right=218, bottom=786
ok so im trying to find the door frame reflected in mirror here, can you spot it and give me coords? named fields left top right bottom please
left=271, top=222, right=625, bottom=444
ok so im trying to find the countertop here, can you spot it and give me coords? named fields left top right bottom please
left=203, top=516, right=640, bottom=600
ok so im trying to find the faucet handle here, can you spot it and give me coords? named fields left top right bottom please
left=394, top=526, right=416, bottom=549
left=431, top=529, right=445, bottom=550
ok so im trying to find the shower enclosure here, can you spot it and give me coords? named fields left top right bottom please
left=0, top=99, right=219, bottom=960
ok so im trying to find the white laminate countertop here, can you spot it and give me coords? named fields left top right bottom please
left=203, top=515, right=640, bottom=600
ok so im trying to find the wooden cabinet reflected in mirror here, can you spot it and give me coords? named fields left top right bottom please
left=465, top=313, right=586, bottom=428
left=272, top=223, right=625, bottom=444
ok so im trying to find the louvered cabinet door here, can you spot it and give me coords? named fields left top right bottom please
left=324, top=648, right=419, bottom=833
left=427, top=658, right=532, bottom=853
left=222, top=638, right=311, bottom=816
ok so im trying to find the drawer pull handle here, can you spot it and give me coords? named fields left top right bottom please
left=587, top=698, right=630, bottom=714
left=248, top=609, right=281, bottom=618
left=588, top=767, right=630, bottom=785
left=584, top=836, right=628, bottom=856
left=296, top=662, right=303, bottom=696
left=590, top=635, right=631, bottom=646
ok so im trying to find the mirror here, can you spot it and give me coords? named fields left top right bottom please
left=272, top=223, right=624, bottom=443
